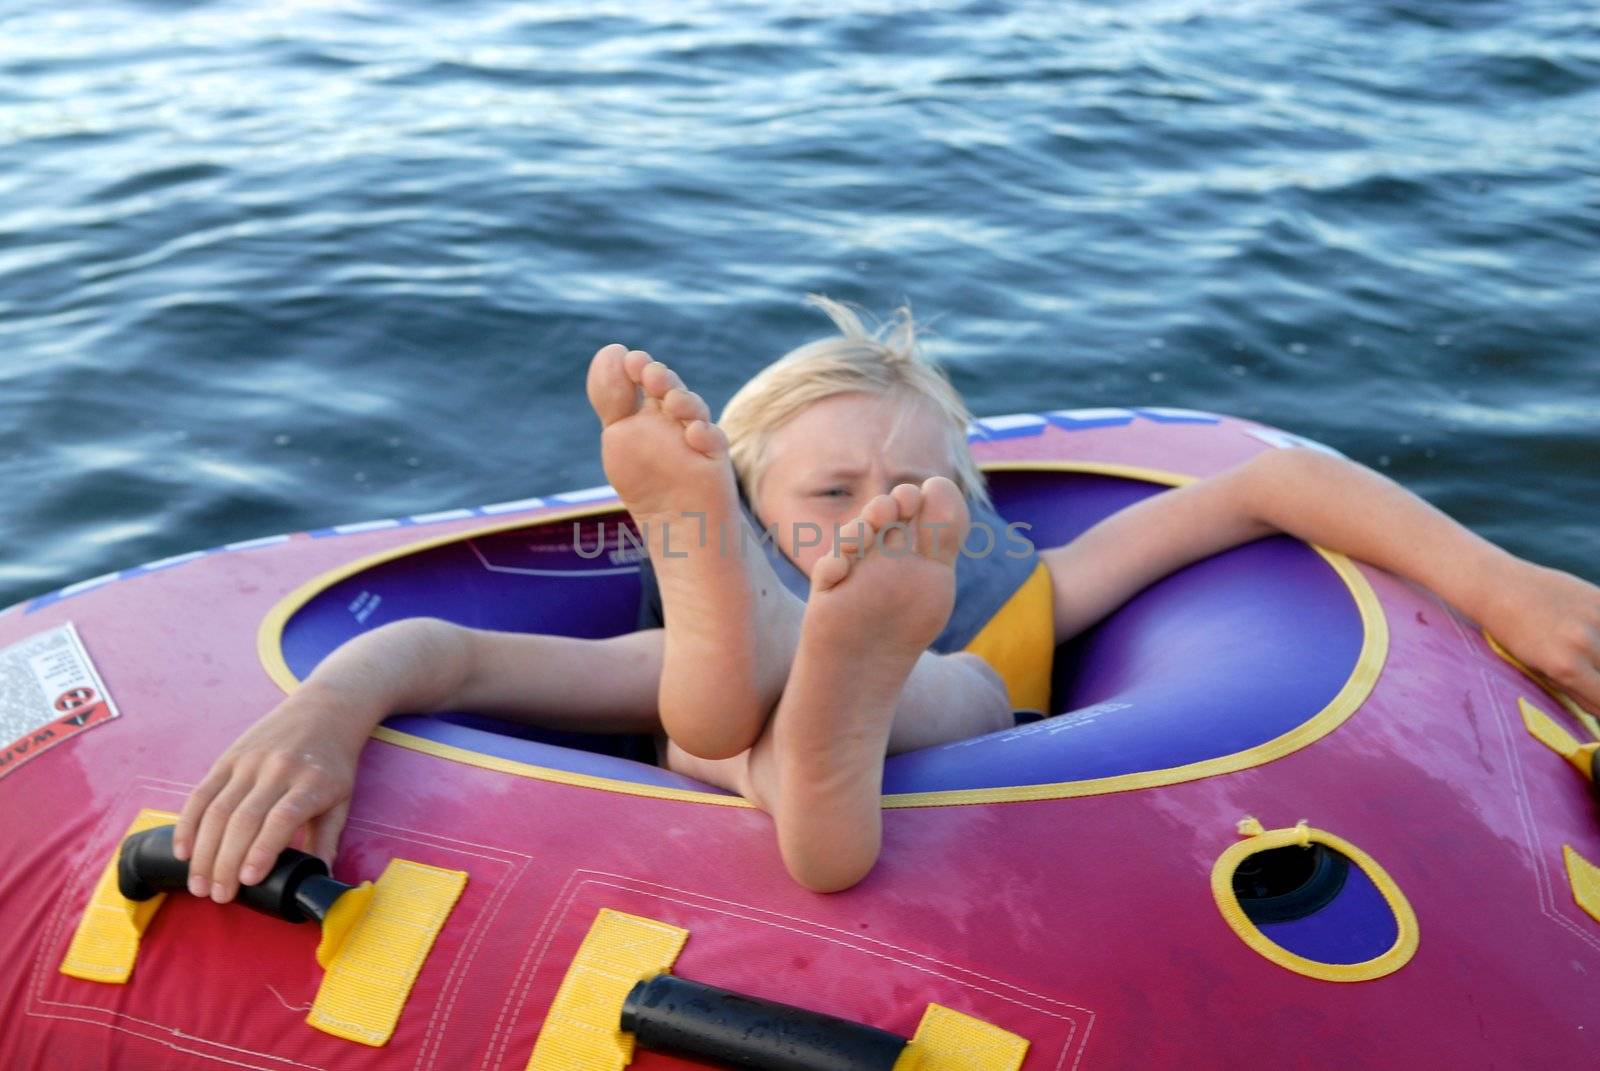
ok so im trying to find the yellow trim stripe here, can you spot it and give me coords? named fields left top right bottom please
left=979, top=458, right=1201, bottom=485
left=369, top=726, right=753, bottom=809
left=1211, top=822, right=1418, bottom=982
left=258, top=461, right=1388, bottom=809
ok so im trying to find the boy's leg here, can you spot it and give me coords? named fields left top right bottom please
left=588, top=343, right=808, bottom=759
left=668, top=478, right=1011, bottom=892
left=670, top=643, right=1008, bottom=781
left=882, top=650, right=1011, bottom=754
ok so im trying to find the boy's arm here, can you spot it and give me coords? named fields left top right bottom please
left=175, top=620, right=663, bottom=904
left=1040, top=447, right=1600, bottom=712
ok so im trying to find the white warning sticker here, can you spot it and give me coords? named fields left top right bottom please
left=0, top=622, right=120, bottom=780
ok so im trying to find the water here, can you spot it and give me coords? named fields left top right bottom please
left=2, top=0, right=1596, bottom=612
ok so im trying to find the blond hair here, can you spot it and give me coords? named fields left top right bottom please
left=720, top=294, right=990, bottom=510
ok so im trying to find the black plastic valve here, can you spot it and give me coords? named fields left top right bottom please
left=117, top=824, right=353, bottom=924
left=620, top=973, right=909, bottom=1071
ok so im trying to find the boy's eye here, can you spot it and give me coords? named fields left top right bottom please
left=814, top=488, right=849, bottom=499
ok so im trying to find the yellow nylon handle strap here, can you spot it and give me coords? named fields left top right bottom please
left=892, top=1003, right=1030, bottom=1071
left=1577, top=744, right=1600, bottom=780
left=59, top=808, right=178, bottom=984
left=524, top=908, right=690, bottom=1071
left=307, top=858, right=468, bottom=1047
left=315, top=880, right=376, bottom=970
left=1563, top=845, right=1600, bottom=925
left=1518, top=697, right=1597, bottom=778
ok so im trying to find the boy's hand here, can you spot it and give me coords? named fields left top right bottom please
left=172, top=682, right=364, bottom=904
left=1480, top=560, right=1600, bottom=716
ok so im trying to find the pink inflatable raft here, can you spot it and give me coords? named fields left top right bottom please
left=2, top=408, right=1597, bottom=1070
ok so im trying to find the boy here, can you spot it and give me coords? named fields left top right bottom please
left=174, top=295, right=1600, bottom=894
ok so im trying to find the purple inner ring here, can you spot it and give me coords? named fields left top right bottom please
left=282, top=470, right=1368, bottom=795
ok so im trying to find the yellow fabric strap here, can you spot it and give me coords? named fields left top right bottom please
left=1564, top=845, right=1600, bottom=925
left=962, top=560, right=1055, bottom=713
left=308, top=859, right=468, bottom=1047
left=891, top=1003, right=1030, bottom=1071
left=59, top=808, right=179, bottom=984
left=315, top=880, right=376, bottom=969
left=524, top=908, right=690, bottom=1071
left=1576, top=744, right=1600, bottom=779
left=1518, top=697, right=1598, bottom=778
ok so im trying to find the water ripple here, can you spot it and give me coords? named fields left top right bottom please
left=0, top=0, right=1596, bottom=608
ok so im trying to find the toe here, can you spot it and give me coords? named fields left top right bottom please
left=683, top=419, right=728, bottom=459
left=663, top=387, right=710, bottom=425
left=812, top=552, right=852, bottom=592
left=586, top=344, right=638, bottom=427
left=641, top=360, right=684, bottom=399
left=916, top=477, right=969, bottom=564
left=623, top=349, right=654, bottom=383
left=889, top=482, right=922, bottom=521
left=860, top=493, right=899, bottom=532
left=835, top=516, right=871, bottom=558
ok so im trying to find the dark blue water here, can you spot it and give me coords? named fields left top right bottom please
left=2, top=0, right=1596, bottom=611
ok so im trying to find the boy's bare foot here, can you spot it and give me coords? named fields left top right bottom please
left=749, top=477, right=968, bottom=891
left=587, top=343, right=799, bottom=759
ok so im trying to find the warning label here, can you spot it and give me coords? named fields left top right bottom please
left=0, top=622, right=120, bottom=780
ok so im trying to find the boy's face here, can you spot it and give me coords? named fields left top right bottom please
left=753, top=391, right=955, bottom=578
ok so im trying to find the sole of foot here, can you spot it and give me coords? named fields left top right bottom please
left=756, top=477, right=968, bottom=891
left=586, top=343, right=796, bottom=759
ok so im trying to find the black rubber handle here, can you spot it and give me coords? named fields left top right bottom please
left=621, top=973, right=908, bottom=1071
left=117, top=824, right=353, bottom=924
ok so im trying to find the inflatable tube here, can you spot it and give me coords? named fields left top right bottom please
left=2, top=408, right=1597, bottom=1069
